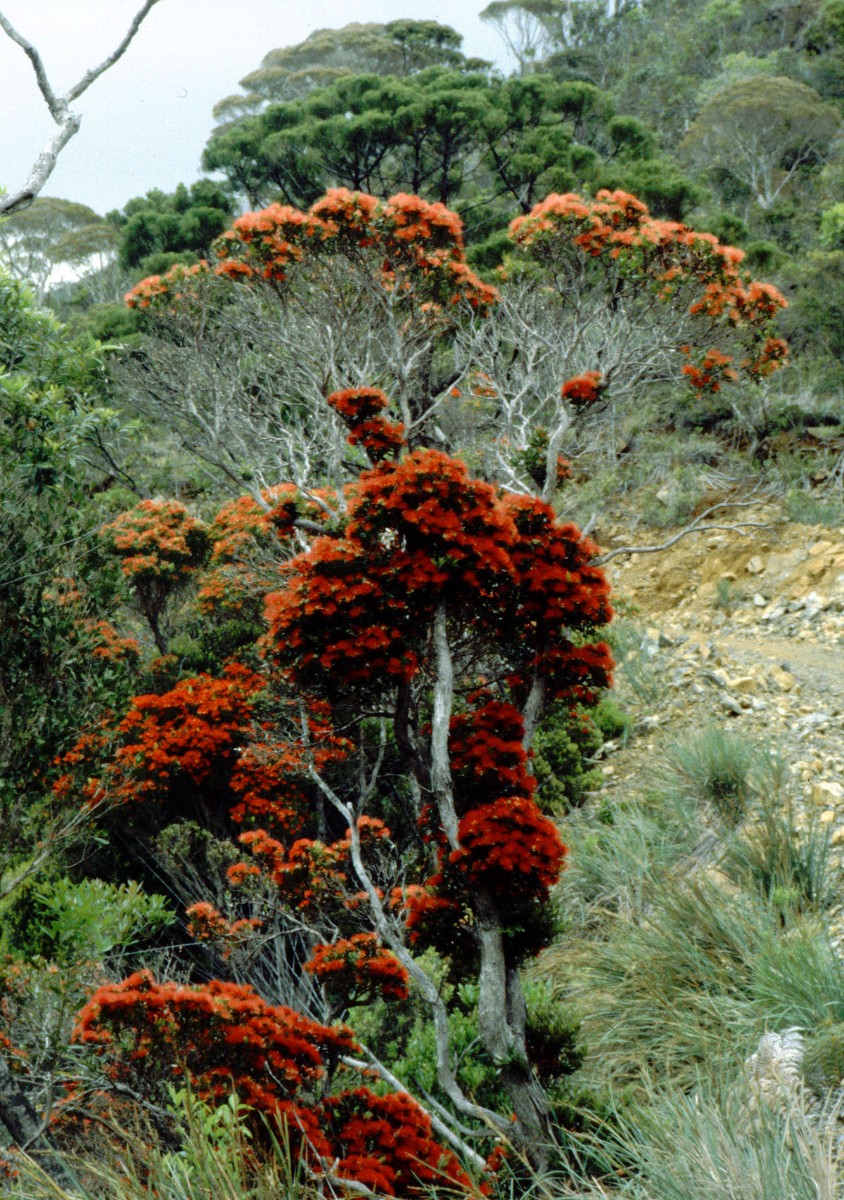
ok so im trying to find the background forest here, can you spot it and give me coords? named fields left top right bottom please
left=1, top=0, right=843, bottom=1196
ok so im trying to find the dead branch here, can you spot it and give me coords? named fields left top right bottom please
left=0, top=0, right=162, bottom=215
left=595, top=495, right=772, bottom=565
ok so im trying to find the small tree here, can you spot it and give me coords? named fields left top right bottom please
left=100, top=499, right=209, bottom=655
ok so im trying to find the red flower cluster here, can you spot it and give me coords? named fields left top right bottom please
left=305, top=933, right=409, bottom=1004
left=453, top=796, right=566, bottom=899
left=264, top=451, right=613, bottom=709
left=561, top=371, right=603, bottom=405
left=74, top=972, right=471, bottom=1196
left=327, top=387, right=407, bottom=462
left=443, top=701, right=567, bottom=902
left=320, top=1087, right=472, bottom=1196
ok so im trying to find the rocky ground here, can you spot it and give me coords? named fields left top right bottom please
left=594, top=504, right=844, bottom=935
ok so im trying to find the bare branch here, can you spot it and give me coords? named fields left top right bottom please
left=0, top=805, right=94, bottom=900
left=298, top=713, right=506, bottom=1134
left=595, top=495, right=771, bottom=565
left=65, top=0, right=162, bottom=102
left=0, top=0, right=162, bottom=215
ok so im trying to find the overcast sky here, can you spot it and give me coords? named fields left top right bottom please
left=0, top=0, right=510, bottom=216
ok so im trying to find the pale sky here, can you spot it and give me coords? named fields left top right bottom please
left=0, top=0, right=510, bottom=216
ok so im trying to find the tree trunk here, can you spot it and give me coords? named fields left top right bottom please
left=0, top=1052, right=78, bottom=1187
left=474, top=890, right=555, bottom=1169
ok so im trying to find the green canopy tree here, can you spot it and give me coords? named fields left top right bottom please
left=212, top=20, right=481, bottom=126
left=0, top=270, right=134, bottom=889
left=0, top=198, right=115, bottom=302
left=680, top=76, right=842, bottom=210
left=204, top=68, right=689, bottom=240
left=107, top=180, right=236, bottom=272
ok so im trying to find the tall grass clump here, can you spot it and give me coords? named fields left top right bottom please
left=607, top=620, right=665, bottom=707
left=561, top=866, right=844, bottom=1097
left=722, top=799, right=833, bottom=917
left=608, top=1081, right=843, bottom=1200
left=565, top=877, right=777, bottom=1092
left=657, top=725, right=762, bottom=824
left=558, top=790, right=702, bottom=927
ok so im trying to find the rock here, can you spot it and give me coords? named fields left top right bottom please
left=753, top=593, right=767, bottom=607
left=729, top=675, right=759, bottom=694
left=811, top=780, right=844, bottom=806
left=721, top=693, right=744, bottom=715
left=745, top=1028, right=804, bottom=1111
left=804, top=591, right=829, bottom=618
left=702, top=669, right=729, bottom=688
left=768, top=665, right=797, bottom=692
left=820, top=810, right=836, bottom=824
left=746, top=555, right=765, bottom=575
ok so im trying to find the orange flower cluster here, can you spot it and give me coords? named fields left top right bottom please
left=208, top=484, right=299, bottom=562
left=101, top=499, right=208, bottom=587
left=232, top=817, right=390, bottom=917
left=743, top=335, right=789, bottom=380
left=197, top=484, right=299, bottom=615
left=210, top=188, right=498, bottom=314
left=125, top=260, right=210, bottom=309
left=681, top=347, right=738, bottom=394
left=185, top=902, right=261, bottom=957
left=53, top=663, right=265, bottom=811
left=305, top=933, right=409, bottom=1004
left=114, top=664, right=263, bottom=800
left=78, top=619, right=141, bottom=663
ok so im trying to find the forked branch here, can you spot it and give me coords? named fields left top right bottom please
left=0, top=0, right=162, bottom=215
left=595, top=494, right=771, bottom=565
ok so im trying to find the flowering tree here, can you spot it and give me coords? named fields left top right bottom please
left=51, top=187, right=793, bottom=1181
left=100, top=499, right=210, bottom=654
left=54, top=387, right=613, bottom=1179
left=456, top=188, right=788, bottom=496
left=119, top=188, right=496, bottom=496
